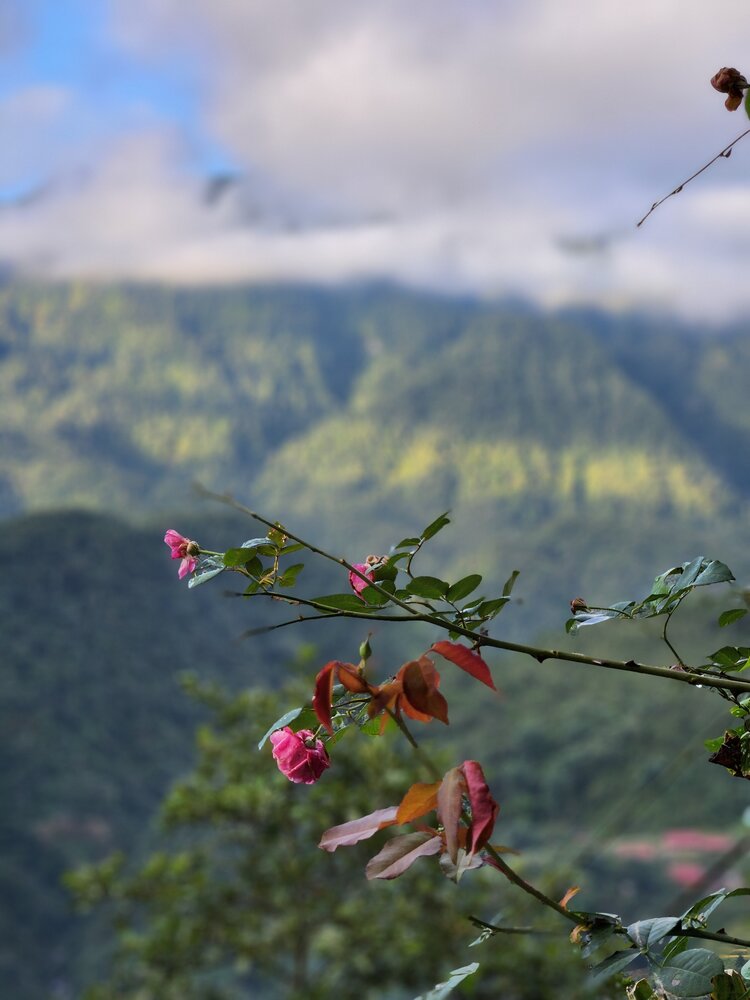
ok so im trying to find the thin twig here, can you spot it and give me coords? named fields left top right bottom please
left=467, top=916, right=556, bottom=936
left=194, top=485, right=424, bottom=619
left=198, top=489, right=750, bottom=695
left=483, top=845, right=582, bottom=924
left=638, top=127, right=750, bottom=227
left=677, top=924, right=750, bottom=950
left=385, top=707, right=442, bottom=781
left=252, top=588, right=750, bottom=696
left=662, top=604, right=686, bottom=667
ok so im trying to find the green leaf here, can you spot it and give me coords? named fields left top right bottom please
left=627, top=916, right=680, bottom=951
left=579, top=923, right=617, bottom=959
left=411, top=962, right=480, bottom=1000
left=277, top=563, right=304, bottom=588
left=653, top=557, right=734, bottom=593
left=395, top=536, right=421, bottom=548
left=387, top=551, right=412, bottom=565
left=653, top=948, right=724, bottom=997
left=257, top=707, right=303, bottom=749
left=280, top=542, right=306, bottom=555
left=627, top=981, right=660, bottom=1000
left=447, top=575, right=482, bottom=603
left=690, top=558, right=735, bottom=587
left=187, top=567, right=225, bottom=588
left=242, top=537, right=279, bottom=556
left=660, top=936, right=689, bottom=963
left=708, top=646, right=750, bottom=671
left=719, top=608, right=748, bottom=628
left=704, top=737, right=725, bottom=751
left=620, top=559, right=738, bottom=620
left=591, top=948, right=641, bottom=983
left=459, top=598, right=485, bottom=615
left=267, top=526, right=286, bottom=546
left=714, top=970, right=750, bottom=999
left=476, top=597, right=510, bottom=618
left=224, top=547, right=268, bottom=567
left=745, top=87, right=750, bottom=120
left=372, top=561, right=398, bottom=583
left=360, top=584, right=392, bottom=607
left=502, top=569, right=520, bottom=597
left=290, top=707, right=319, bottom=733
left=359, top=717, right=385, bottom=736
left=406, top=576, right=449, bottom=600
left=572, top=609, right=622, bottom=628
left=420, top=511, right=451, bottom=541
left=244, top=555, right=262, bottom=578
left=313, top=593, right=374, bottom=612
left=681, top=887, right=750, bottom=927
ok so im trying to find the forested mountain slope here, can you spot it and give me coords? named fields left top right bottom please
left=1, top=282, right=747, bottom=528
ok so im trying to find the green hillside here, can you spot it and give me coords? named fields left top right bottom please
left=1, top=282, right=747, bottom=528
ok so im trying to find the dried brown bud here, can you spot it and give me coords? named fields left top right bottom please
left=570, top=597, right=588, bottom=614
left=365, top=553, right=388, bottom=566
left=711, top=67, right=748, bottom=110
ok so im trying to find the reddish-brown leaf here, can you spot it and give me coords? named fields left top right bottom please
left=365, top=832, right=443, bottom=880
left=559, top=886, right=581, bottom=910
left=396, top=781, right=441, bottom=825
left=462, top=760, right=499, bottom=853
left=312, top=660, right=338, bottom=734
left=337, top=662, right=370, bottom=694
left=318, top=806, right=398, bottom=852
left=437, top=766, right=465, bottom=865
left=400, top=656, right=449, bottom=724
left=431, top=641, right=496, bottom=690
left=367, top=679, right=401, bottom=718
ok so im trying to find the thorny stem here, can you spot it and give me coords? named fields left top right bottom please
left=637, top=127, right=750, bottom=226
left=241, top=593, right=750, bottom=695
left=467, top=916, right=750, bottom=950
left=202, top=490, right=750, bottom=696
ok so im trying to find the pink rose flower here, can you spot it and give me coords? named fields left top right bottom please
left=269, top=727, right=330, bottom=784
left=348, top=562, right=375, bottom=597
left=164, top=529, right=200, bottom=580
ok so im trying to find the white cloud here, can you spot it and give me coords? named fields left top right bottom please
left=5, top=0, right=750, bottom=318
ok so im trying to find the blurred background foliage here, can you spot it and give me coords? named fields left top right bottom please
left=65, top=676, right=623, bottom=999
left=2, top=282, right=750, bottom=997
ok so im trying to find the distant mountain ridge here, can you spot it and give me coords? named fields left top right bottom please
left=0, top=282, right=748, bottom=528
